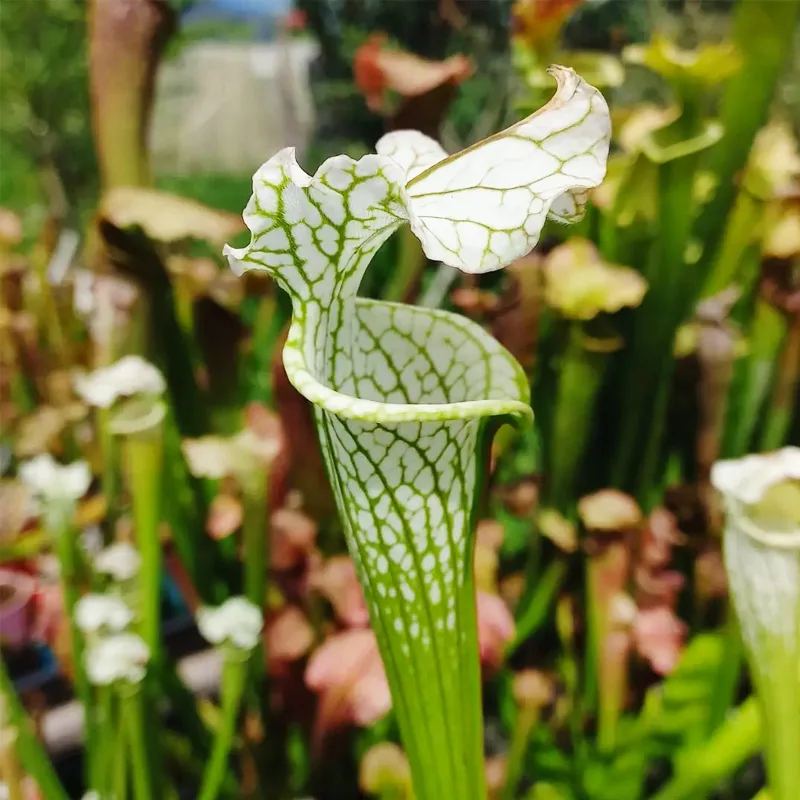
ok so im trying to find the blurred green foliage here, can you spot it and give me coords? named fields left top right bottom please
left=0, top=0, right=96, bottom=214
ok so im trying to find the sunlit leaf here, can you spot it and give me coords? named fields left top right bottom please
left=100, top=187, right=245, bottom=244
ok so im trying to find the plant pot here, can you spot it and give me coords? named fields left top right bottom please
left=0, top=568, right=36, bottom=649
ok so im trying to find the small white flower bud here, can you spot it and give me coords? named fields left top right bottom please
left=75, top=593, right=134, bottom=635
left=74, top=355, right=165, bottom=409
left=197, top=596, right=263, bottom=652
left=94, top=542, right=141, bottom=583
left=19, top=454, right=91, bottom=504
left=85, top=632, right=150, bottom=686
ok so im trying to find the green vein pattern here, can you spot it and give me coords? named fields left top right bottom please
left=225, top=66, right=610, bottom=799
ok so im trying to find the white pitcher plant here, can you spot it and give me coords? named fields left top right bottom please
left=712, top=447, right=800, bottom=800
left=226, top=66, right=611, bottom=798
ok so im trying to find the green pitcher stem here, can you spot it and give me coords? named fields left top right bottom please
left=760, top=312, right=800, bottom=452
left=241, top=472, right=270, bottom=723
left=548, top=324, right=615, bottom=510
left=98, top=407, right=120, bottom=526
left=724, top=505, right=800, bottom=800
left=721, top=299, right=785, bottom=458
left=49, top=507, right=95, bottom=781
left=502, top=707, right=541, bottom=800
left=122, top=420, right=165, bottom=662
left=198, top=655, right=249, bottom=800
left=754, top=633, right=800, bottom=800
left=115, top=404, right=166, bottom=798
left=95, top=685, right=115, bottom=798
left=706, top=610, right=744, bottom=735
left=245, top=292, right=286, bottom=407
left=612, top=150, right=699, bottom=496
left=703, top=189, right=764, bottom=299
left=114, top=699, right=129, bottom=800
left=242, top=474, right=269, bottom=614
left=381, top=226, right=428, bottom=304
left=88, top=0, right=174, bottom=189
left=584, top=539, right=629, bottom=726
left=0, top=660, right=68, bottom=800
left=318, top=410, right=488, bottom=800
left=125, top=688, right=155, bottom=800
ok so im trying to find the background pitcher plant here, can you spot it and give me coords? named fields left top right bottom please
left=225, top=65, right=611, bottom=799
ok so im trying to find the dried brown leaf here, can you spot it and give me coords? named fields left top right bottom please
left=100, top=187, right=245, bottom=244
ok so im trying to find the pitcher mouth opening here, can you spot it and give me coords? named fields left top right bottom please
left=725, top=496, right=800, bottom=550
left=282, top=299, right=533, bottom=425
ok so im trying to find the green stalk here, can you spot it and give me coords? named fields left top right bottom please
left=651, top=698, right=761, bottom=800
left=157, top=662, right=240, bottom=797
left=49, top=505, right=95, bottom=781
left=596, top=173, right=627, bottom=264
left=117, top=403, right=165, bottom=662
left=173, top=277, right=196, bottom=339
left=245, top=291, right=292, bottom=408
left=597, top=156, right=654, bottom=268
left=722, top=299, right=785, bottom=457
left=501, top=706, right=541, bottom=800
left=381, top=227, right=428, bottom=304
left=703, top=191, right=765, bottom=298
left=754, top=630, right=800, bottom=800
left=157, top=658, right=214, bottom=756
left=242, top=473, right=268, bottom=621
left=583, top=539, right=630, bottom=728
left=723, top=502, right=800, bottom=800
left=98, top=407, right=120, bottom=527
left=510, top=558, right=567, bottom=654
left=317, top=409, right=494, bottom=800
left=0, top=661, right=68, bottom=799
left=126, top=689, right=155, bottom=800
left=612, top=141, right=705, bottom=496
left=240, top=470, right=269, bottom=732
left=30, top=232, right=68, bottom=366
left=245, top=294, right=277, bottom=408
left=114, top=697, right=129, bottom=800
left=597, top=630, right=631, bottom=754
left=612, top=166, right=695, bottom=487
left=96, top=685, right=115, bottom=799
left=112, top=399, right=166, bottom=798
left=198, top=655, right=249, bottom=800
left=692, top=0, right=800, bottom=288
left=162, top=413, right=231, bottom=604
left=88, top=0, right=174, bottom=188
left=7, top=359, right=37, bottom=418
left=635, top=370, right=675, bottom=508
left=760, top=311, right=800, bottom=451
left=548, top=324, right=617, bottom=510
left=705, top=612, right=744, bottom=736
left=555, top=597, right=587, bottom=779
left=94, top=306, right=121, bottom=523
